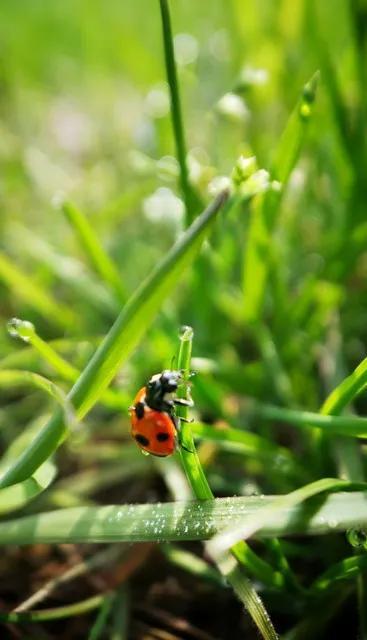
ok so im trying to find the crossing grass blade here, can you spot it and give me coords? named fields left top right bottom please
left=207, top=478, right=367, bottom=556
left=0, top=190, right=229, bottom=489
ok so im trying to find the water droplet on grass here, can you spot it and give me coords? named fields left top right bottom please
left=347, top=528, right=367, bottom=549
left=7, top=317, right=35, bottom=342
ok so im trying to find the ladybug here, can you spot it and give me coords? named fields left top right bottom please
left=129, top=370, right=192, bottom=457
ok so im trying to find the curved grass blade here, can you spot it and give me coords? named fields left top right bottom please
left=321, top=355, right=367, bottom=416
left=0, top=190, right=229, bottom=488
left=311, top=555, right=367, bottom=593
left=0, top=594, right=106, bottom=623
left=0, top=461, right=56, bottom=515
left=0, top=369, right=75, bottom=436
left=207, top=478, right=366, bottom=556
left=1, top=490, right=367, bottom=545
left=243, top=72, right=319, bottom=323
left=7, top=318, right=130, bottom=411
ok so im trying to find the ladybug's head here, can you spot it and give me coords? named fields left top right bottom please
left=145, top=370, right=182, bottom=411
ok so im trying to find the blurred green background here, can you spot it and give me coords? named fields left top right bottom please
left=1, top=0, right=366, bottom=410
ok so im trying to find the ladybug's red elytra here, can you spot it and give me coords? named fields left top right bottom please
left=129, top=370, right=192, bottom=457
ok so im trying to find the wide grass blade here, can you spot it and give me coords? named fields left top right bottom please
left=0, top=190, right=229, bottom=488
left=0, top=490, right=367, bottom=545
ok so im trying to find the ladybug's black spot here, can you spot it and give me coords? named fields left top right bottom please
left=135, top=402, right=145, bottom=420
left=135, top=434, right=150, bottom=447
left=156, top=432, right=170, bottom=442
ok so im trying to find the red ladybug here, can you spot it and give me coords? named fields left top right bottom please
left=129, top=370, right=192, bottom=457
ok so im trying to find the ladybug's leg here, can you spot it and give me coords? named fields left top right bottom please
left=173, top=416, right=195, bottom=453
left=173, top=397, right=194, bottom=407
left=180, top=442, right=194, bottom=453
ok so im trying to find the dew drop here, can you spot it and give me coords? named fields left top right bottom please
left=347, top=528, right=367, bottom=549
left=7, top=317, right=35, bottom=342
left=179, top=325, right=194, bottom=341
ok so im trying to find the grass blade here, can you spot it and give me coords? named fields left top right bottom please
left=207, top=478, right=366, bottom=556
left=158, top=0, right=201, bottom=224
left=62, top=200, right=126, bottom=303
left=0, top=594, right=106, bottom=623
left=243, top=72, right=319, bottom=323
left=0, top=490, right=367, bottom=545
left=0, top=461, right=56, bottom=515
left=7, top=318, right=131, bottom=411
left=321, top=355, right=367, bottom=416
left=176, top=328, right=278, bottom=640
left=256, top=403, right=367, bottom=438
left=311, top=555, right=367, bottom=593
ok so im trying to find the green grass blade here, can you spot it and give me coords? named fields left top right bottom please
left=7, top=318, right=130, bottom=411
left=0, top=594, right=106, bottom=623
left=243, top=72, right=319, bottom=323
left=69, top=190, right=228, bottom=418
left=216, top=554, right=278, bottom=640
left=207, top=478, right=366, bottom=556
left=1, top=490, right=367, bottom=545
left=176, top=328, right=278, bottom=640
left=161, top=545, right=224, bottom=586
left=177, top=327, right=212, bottom=499
left=0, top=252, right=75, bottom=329
left=192, top=422, right=305, bottom=480
left=88, top=593, right=115, bottom=640
left=158, top=0, right=201, bottom=224
left=272, top=72, right=319, bottom=184
left=7, top=318, right=79, bottom=381
left=321, top=355, right=367, bottom=416
left=256, top=403, right=367, bottom=438
left=311, top=555, right=367, bottom=593
left=0, top=191, right=229, bottom=488
left=0, top=369, right=74, bottom=427
left=192, top=421, right=297, bottom=458
left=0, top=461, right=56, bottom=515
left=62, top=200, right=126, bottom=303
